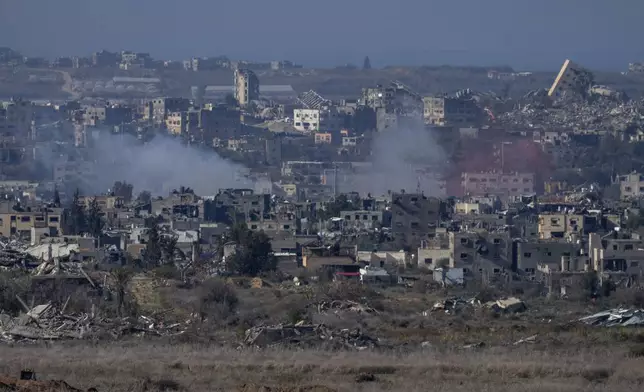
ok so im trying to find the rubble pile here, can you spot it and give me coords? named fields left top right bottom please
left=498, top=94, right=644, bottom=132
left=428, top=296, right=527, bottom=315
left=0, top=303, right=189, bottom=342
left=243, top=323, right=378, bottom=349
left=0, top=241, right=36, bottom=268
left=579, top=308, right=644, bottom=327
left=315, top=300, right=377, bottom=314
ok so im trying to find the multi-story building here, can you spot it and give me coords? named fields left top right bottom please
left=390, top=193, right=444, bottom=247
left=548, top=59, right=593, bottom=98
left=537, top=213, right=593, bottom=239
left=92, top=50, right=119, bottom=67
left=143, top=98, right=191, bottom=126
left=0, top=99, right=34, bottom=170
left=618, top=172, right=644, bottom=199
left=340, top=210, right=383, bottom=230
left=461, top=172, right=535, bottom=198
left=0, top=203, right=65, bottom=239
left=423, top=95, right=483, bottom=126
left=418, top=229, right=510, bottom=270
left=234, top=68, right=260, bottom=107
left=265, top=137, right=282, bottom=166
left=165, top=110, right=200, bottom=136
left=293, top=107, right=344, bottom=132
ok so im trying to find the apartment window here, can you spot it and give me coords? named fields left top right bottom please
left=20, top=216, right=30, bottom=223
left=631, top=262, right=639, bottom=268
left=372, top=215, right=378, bottom=221
left=283, top=225, right=290, bottom=230
left=10, top=216, right=16, bottom=221
left=493, top=238, right=501, bottom=244
left=424, top=258, right=433, bottom=265
left=613, top=245, right=618, bottom=250
left=411, top=222, right=419, bottom=229
left=363, top=215, right=368, bottom=220
left=251, top=225, right=257, bottom=230
left=344, top=215, right=351, bottom=220
left=625, top=244, right=634, bottom=250
left=511, top=188, right=518, bottom=192
left=461, top=238, right=468, bottom=244
left=524, top=252, right=532, bottom=257
left=460, top=253, right=468, bottom=259
left=524, top=188, right=530, bottom=192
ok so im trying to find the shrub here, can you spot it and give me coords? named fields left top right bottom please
left=194, top=278, right=239, bottom=322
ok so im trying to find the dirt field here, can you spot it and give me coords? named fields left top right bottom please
left=0, top=342, right=641, bottom=392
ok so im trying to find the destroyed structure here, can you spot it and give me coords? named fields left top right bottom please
left=3, top=52, right=644, bottom=347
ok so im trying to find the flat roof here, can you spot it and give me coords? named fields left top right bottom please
left=204, top=85, right=295, bottom=93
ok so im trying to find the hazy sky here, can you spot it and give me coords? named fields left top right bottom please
left=1, top=0, right=642, bottom=70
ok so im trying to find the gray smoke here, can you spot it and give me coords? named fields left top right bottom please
left=75, top=132, right=252, bottom=196
left=345, top=119, right=446, bottom=196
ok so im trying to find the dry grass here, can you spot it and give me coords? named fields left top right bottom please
left=0, top=342, right=642, bottom=392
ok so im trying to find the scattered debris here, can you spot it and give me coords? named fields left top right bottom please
left=316, top=300, right=376, bottom=314
left=485, top=297, right=527, bottom=314
left=0, top=303, right=189, bottom=343
left=430, top=297, right=476, bottom=314
left=243, top=324, right=378, bottom=349
left=463, top=342, right=486, bottom=350
left=579, top=308, right=644, bottom=327
left=514, top=335, right=537, bottom=345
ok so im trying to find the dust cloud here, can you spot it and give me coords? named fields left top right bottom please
left=344, top=119, right=446, bottom=196
left=78, top=132, right=251, bottom=196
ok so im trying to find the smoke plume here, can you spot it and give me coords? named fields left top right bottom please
left=49, top=131, right=253, bottom=196
left=345, top=119, right=446, bottom=196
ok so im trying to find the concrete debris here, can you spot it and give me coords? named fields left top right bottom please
left=243, top=324, right=378, bottom=349
left=316, top=300, right=376, bottom=314
left=499, top=93, right=644, bottom=133
left=463, top=342, right=485, bottom=349
left=0, top=303, right=189, bottom=342
left=513, top=335, right=537, bottom=345
left=484, top=297, right=527, bottom=313
left=578, top=308, right=644, bottom=327
left=429, top=297, right=480, bottom=314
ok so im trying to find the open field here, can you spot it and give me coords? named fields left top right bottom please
left=1, top=342, right=643, bottom=392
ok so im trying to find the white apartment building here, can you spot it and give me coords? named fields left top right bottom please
left=293, top=107, right=344, bottom=132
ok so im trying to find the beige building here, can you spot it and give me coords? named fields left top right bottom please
left=0, top=204, right=65, bottom=239
left=234, top=68, right=260, bottom=107
left=165, top=110, right=199, bottom=135
left=548, top=59, right=593, bottom=98
left=418, top=229, right=510, bottom=270
left=618, top=173, right=644, bottom=199
left=462, top=172, right=535, bottom=197
left=143, top=98, right=191, bottom=125
left=537, top=213, right=588, bottom=239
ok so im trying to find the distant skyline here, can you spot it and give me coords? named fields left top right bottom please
left=1, top=0, right=643, bottom=71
